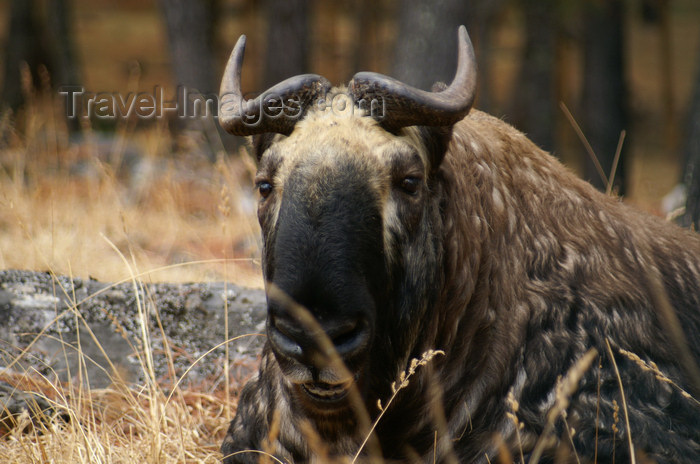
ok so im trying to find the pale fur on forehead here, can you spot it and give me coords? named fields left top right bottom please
left=260, top=86, right=428, bottom=170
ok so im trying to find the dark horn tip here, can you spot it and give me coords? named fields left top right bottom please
left=349, top=25, right=477, bottom=129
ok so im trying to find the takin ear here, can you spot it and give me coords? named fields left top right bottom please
left=251, top=133, right=276, bottom=162
left=418, top=125, right=453, bottom=173
left=417, top=81, right=455, bottom=172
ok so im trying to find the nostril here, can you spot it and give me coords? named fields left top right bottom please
left=330, top=321, right=369, bottom=355
left=268, top=317, right=304, bottom=360
left=332, top=325, right=361, bottom=348
left=271, top=315, right=295, bottom=339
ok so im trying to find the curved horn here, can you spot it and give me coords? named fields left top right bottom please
left=219, top=35, right=331, bottom=136
left=349, top=25, right=477, bottom=130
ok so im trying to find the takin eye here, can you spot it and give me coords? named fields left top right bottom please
left=399, top=176, right=422, bottom=195
left=256, top=180, right=273, bottom=199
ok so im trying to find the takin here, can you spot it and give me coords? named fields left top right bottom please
left=217, top=26, right=700, bottom=463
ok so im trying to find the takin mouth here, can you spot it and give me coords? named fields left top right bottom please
left=300, top=381, right=351, bottom=403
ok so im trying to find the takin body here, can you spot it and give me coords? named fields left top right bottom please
left=218, top=27, right=700, bottom=463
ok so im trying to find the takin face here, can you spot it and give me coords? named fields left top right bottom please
left=256, top=110, right=443, bottom=406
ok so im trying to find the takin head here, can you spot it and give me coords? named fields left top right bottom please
left=218, top=26, right=477, bottom=418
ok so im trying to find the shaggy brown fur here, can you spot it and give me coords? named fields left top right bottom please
left=221, top=106, right=700, bottom=463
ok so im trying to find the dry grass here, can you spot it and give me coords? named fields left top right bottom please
left=0, top=84, right=264, bottom=462
left=0, top=266, right=261, bottom=463
left=0, top=267, right=260, bottom=463
left=0, top=82, right=263, bottom=287
left=0, top=370, right=232, bottom=463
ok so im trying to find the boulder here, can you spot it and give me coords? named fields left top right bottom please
left=0, top=270, right=266, bottom=389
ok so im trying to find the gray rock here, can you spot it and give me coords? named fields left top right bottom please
left=0, top=270, right=267, bottom=389
left=0, top=380, right=69, bottom=433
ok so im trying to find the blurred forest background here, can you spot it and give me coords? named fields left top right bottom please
left=1, top=3, right=699, bottom=461
left=1, top=0, right=700, bottom=284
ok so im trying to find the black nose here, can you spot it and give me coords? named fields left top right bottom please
left=268, top=311, right=370, bottom=366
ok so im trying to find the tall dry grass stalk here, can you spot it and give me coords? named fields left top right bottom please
left=604, top=339, right=636, bottom=464
left=528, top=348, right=598, bottom=464
left=352, top=349, right=445, bottom=464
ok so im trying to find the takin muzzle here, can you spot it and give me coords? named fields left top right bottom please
left=265, top=156, right=385, bottom=398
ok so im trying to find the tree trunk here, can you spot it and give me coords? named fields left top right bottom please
left=351, top=0, right=380, bottom=74
left=159, top=0, right=235, bottom=157
left=159, top=0, right=217, bottom=97
left=2, top=0, right=45, bottom=111
left=47, top=0, right=82, bottom=133
left=263, top=0, right=310, bottom=88
left=679, top=45, right=700, bottom=229
left=511, top=0, right=557, bottom=152
left=465, top=0, right=508, bottom=114
left=392, top=0, right=471, bottom=90
left=1, top=0, right=81, bottom=133
left=581, top=0, right=627, bottom=194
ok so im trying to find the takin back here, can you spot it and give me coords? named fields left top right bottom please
left=217, top=26, right=700, bottom=463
